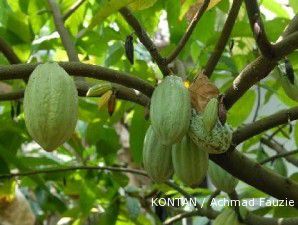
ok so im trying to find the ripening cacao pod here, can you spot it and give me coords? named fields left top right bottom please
left=143, top=126, right=173, bottom=182
left=202, top=98, right=219, bottom=133
left=172, top=136, right=208, bottom=187
left=86, top=81, right=112, bottom=97
left=213, top=208, right=240, bottom=225
left=24, top=62, right=78, bottom=151
left=150, top=75, right=191, bottom=145
left=189, top=109, right=232, bottom=154
left=208, top=161, right=238, bottom=194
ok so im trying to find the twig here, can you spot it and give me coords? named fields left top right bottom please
left=267, top=124, right=287, bottom=140
left=232, top=106, right=298, bottom=145
left=203, top=0, right=243, bottom=77
left=163, top=211, right=206, bottom=225
left=260, top=149, right=298, bottom=165
left=119, top=7, right=170, bottom=76
left=0, top=84, right=150, bottom=107
left=224, top=17, right=298, bottom=110
left=63, top=0, right=86, bottom=21
left=207, top=189, right=220, bottom=209
left=165, top=0, right=210, bottom=64
left=0, top=165, right=147, bottom=180
left=228, top=190, right=243, bottom=222
left=0, top=62, right=154, bottom=97
left=0, top=37, right=21, bottom=64
left=244, top=0, right=275, bottom=58
left=261, top=138, right=298, bottom=167
left=48, top=0, right=79, bottom=62
left=252, top=84, right=261, bottom=122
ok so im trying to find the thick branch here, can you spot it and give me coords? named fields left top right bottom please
left=119, top=7, right=171, bottom=76
left=261, top=138, right=298, bottom=167
left=48, top=0, right=79, bottom=62
left=0, top=37, right=21, bottom=64
left=165, top=0, right=210, bottom=64
left=244, top=0, right=275, bottom=58
left=63, top=0, right=86, bottom=21
left=233, top=106, right=298, bottom=145
left=204, top=0, right=243, bottom=77
left=0, top=62, right=154, bottom=97
left=210, top=149, right=298, bottom=208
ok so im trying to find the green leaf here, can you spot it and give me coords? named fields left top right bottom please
left=126, top=196, right=141, bottom=220
left=129, top=106, right=150, bottom=164
left=273, top=158, right=287, bottom=177
left=290, top=0, right=298, bottom=12
left=261, top=0, right=290, bottom=19
left=86, top=0, right=135, bottom=32
left=128, top=0, right=158, bottom=11
left=227, top=90, right=256, bottom=127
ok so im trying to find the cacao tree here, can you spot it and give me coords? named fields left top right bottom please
left=1, top=0, right=298, bottom=225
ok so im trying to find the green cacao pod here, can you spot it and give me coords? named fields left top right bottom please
left=213, top=208, right=240, bottom=225
left=189, top=109, right=232, bottom=154
left=202, top=98, right=219, bottom=133
left=150, top=75, right=191, bottom=145
left=24, top=62, right=78, bottom=151
left=86, top=81, right=112, bottom=97
left=172, top=136, right=208, bottom=187
left=143, top=126, right=173, bottom=182
left=208, top=161, right=238, bottom=194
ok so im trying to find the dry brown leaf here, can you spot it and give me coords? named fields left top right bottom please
left=189, top=73, right=219, bottom=112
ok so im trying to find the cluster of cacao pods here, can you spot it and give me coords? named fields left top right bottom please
left=142, top=74, right=236, bottom=192
left=24, top=62, right=78, bottom=152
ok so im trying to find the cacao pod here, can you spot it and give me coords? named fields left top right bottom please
left=213, top=208, right=240, bottom=225
left=143, top=126, right=173, bottom=182
left=150, top=75, right=191, bottom=145
left=208, top=161, right=238, bottom=194
left=172, top=136, right=208, bottom=187
left=202, top=98, right=219, bottom=133
left=86, top=81, right=112, bottom=97
left=189, top=109, right=232, bottom=154
left=24, top=62, right=78, bottom=151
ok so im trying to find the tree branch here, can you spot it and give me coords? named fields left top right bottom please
left=0, top=165, right=147, bottom=180
left=224, top=15, right=298, bottom=109
left=244, top=0, right=275, bottom=58
left=0, top=37, right=21, bottom=64
left=0, top=62, right=154, bottom=97
left=233, top=106, right=298, bottom=145
left=0, top=84, right=150, bottom=107
left=48, top=0, right=79, bottom=62
left=260, top=149, right=298, bottom=165
left=203, top=0, right=243, bottom=77
left=63, top=0, right=86, bottom=21
left=261, top=138, right=298, bottom=167
left=210, top=149, right=298, bottom=208
left=165, top=0, right=210, bottom=64
left=119, top=7, right=171, bottom=76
